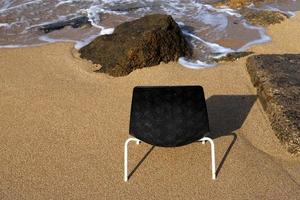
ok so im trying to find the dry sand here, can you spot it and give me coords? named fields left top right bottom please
left=0, top=12, right=300, bottom=200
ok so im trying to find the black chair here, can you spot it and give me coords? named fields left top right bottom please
left=124, top=86, right=216, bottom=181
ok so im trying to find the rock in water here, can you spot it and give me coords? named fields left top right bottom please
left=213, top=51, right=254, bottom=62
left=246, top=54, right=300, bottom=154
left=240, top=9, right=287, bottom=27
left=39, top=16, right=90, bottom=33
left=215, top=0, right=269, bottom=8
left=79, top=14, right=192, bottom=77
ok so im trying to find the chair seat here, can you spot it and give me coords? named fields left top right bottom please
left=129, top=86, right=210, bottom=147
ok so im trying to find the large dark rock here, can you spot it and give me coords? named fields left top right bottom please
left=246, top=54, right=300, bottom=154
left=79, top=14, right=192, bottom=77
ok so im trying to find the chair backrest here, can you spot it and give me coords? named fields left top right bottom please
left=129, top=86, right=210, bottom=147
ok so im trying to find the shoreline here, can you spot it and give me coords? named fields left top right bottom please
left=0, top=11, right=299, bottom=200
left=1, top=2, right=298, bottom=68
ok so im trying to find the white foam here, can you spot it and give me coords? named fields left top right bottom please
left=0, top=0, right=12, bottom=10
left=177, top=29, right=236, bottom=69
left=100, top=28, right=114, bottom=35
left=0, top=0, right=42, bottom=13
left=55, top=0, right=75, bottom=7
left=38, top=35, right=76, bottom=43
left=179, top=57, right=216, bottom=69
left=237, top=21, right=271, bottom=52
left=203, top=4, right=242, bottom=17
left=38, top=34, right=91, bottom=49
left=74, top=32, right=101, bottom=49
left=37, top=26, right=114, bottom=49
left=182, top=31, right=234, bottom=54
left=0, top=44, right=38, bottom=48
left=0, top=23, right=10, bottom=28
left=85, top=5, right=102, bottom=29
left=75, top=27, right=114, bottom=49
left=197, top=12, right=228, bottom=31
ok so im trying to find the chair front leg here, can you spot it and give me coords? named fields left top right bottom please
left=124, top=137, right=141, bottom=182
left=199, top=137, right=216, bottom=180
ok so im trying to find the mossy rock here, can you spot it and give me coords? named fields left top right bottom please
left=247, top=54, right=300, bottom=155
left=241, top=9, right=288, bottom=27
left=213, top=52, right=254, bottom=62
left=214, top=0, right=267, bottom=9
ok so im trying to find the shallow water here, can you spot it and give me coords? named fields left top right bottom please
left=0, top=0, right=299, bottom=67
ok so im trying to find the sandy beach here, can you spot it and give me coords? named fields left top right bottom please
left=0, top=12, right=300, bottom=200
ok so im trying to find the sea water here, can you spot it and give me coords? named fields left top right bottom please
left=0, top=0, right=299, bottom=68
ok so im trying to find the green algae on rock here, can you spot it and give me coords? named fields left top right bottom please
left=213, top=52, right=254, bottom=62
left=214, top=0, right=270, bottom=9
left=241, top=9, right=288, bottom=27
left=79, top=14, right=192, bottom=77
left=213, top=1, right=288, bottom=27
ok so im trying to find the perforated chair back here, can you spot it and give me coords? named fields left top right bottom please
left=129, top=86, right=210, bottom=147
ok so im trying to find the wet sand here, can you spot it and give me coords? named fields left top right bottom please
left=0, top=12, right=300, bottom=200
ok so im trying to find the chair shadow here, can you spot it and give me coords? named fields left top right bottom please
left=128, top=145, right=155, bottom=180
left=128, top=95, right=257, bottom=180
left=215, top=133, right=237, bottom=177
left=206, top=95, right=257, bottom=177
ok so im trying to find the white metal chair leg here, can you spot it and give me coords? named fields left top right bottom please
left=124, top=137, right=141, bottom=182
left=124, top=137, right=215, bottom=181
left=201, top=132, right=211, bottom=144
left=199, top=137, right=216, bottom=180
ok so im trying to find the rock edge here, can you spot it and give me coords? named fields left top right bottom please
left=246, top=54, right=300, bottom=155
